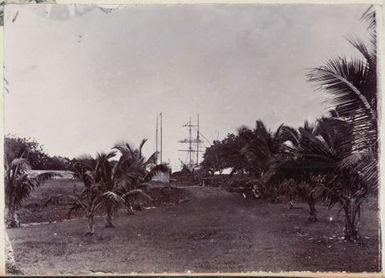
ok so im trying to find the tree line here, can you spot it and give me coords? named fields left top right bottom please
left=5, top=135, right=71, bottom=170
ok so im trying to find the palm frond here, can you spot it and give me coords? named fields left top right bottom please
left=144, top=164, right=170, bottom=182
left=145, top=152, right=158, bottom=166
left=338, top=151, right=377, bottom=188
left=9, top=158, right=31, bottom=171
left=113, top=143, right=134, bottom=161
left=122, top=189, right=154, bottom=202
left=347, top=38, right=374, bottom=68
left=138, top=138, right=148, bottom=158
left=97, top=191, right=125, bottom=211
left=361, top=5, right=376, bottom=31
left=94, top=151, right=115, bottom=186
left=307, top=57, right=375, bottom=122
left=280, top=125, right=300, bottom=146
left=67, top=195, right=87, bottom=218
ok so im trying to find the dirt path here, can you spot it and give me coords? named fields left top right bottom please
left=7, top=186, right=380, bottom=274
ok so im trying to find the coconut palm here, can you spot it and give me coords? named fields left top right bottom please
left=4, top=151, right=59, bottom=228
left=68, top=156, right=125, bottom=235
left=266, top=120, right=333, bottom=221
left=327, top=151, right=377, bottom=241
left=239, top=121, right=285, bottom=176
left=237, top=120, right=286, bottom=198
left=302, top=6, right=378, bottom=240
left=269, top=117, right=376, bottom=239
left=112, top=139, right=169, bottom=212
left=68, top=139, right=169, bottom=234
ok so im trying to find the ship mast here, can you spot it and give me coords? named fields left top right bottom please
left=196, top=114, right=200, bottom=165
left=156, top=117, right=158, bottom=164
left=155, top=113, right=163, bottom=164
left=160, top=112, right=163, bottom=163
left=178, top=114, right=203, bottom=169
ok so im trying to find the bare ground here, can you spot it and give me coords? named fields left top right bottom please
left=7, top=180, right=380, bottom=274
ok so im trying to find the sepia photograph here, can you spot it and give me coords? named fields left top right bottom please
left=3, top=2, right=381, bottom=275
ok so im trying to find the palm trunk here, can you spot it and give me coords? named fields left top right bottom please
left=289, top=193, right=294, bottom=209
left=307, top=196, right=317, bottom=222
left=343, top=199, right=360, bottom=241
left=7, top=206, right=20, bottom=228
left=5, top=231, right=22, bottom=274
left=105, top=204, right=114, bottom=228
left=87, top=213, right=95, bottom=235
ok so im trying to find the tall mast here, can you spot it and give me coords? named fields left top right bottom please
left=196, top=114, right=200, bottom=165
left=160, top=112, right=163, bottom=164
left=156, top=115, right=158, bottom=164
left=188, top=116, right=192, bottom=166
left=178, top=115, right=204, bottom=169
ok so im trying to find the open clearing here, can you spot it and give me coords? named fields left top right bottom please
left=7, top=179, right=380, bottom=274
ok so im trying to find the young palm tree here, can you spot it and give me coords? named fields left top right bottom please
left=4, top=152, right=59, bottom=228
left=327, top=151, right=377, bottom=241
left=112, top=139, right=169, bottom=213
left=68, top=139, right=169, bottom=234
left=68, top=157, right=125, bottom=235
left=269, top=117, right=376, bottom=239
left=239, top=121, right=285, bottom=176
left=267, top=120, right=333, bottom=221
left=238, top=120, right=286, bottom=198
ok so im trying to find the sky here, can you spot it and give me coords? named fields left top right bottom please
left=4, top=4, right=371, bottom=170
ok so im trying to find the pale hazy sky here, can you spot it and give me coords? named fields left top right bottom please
left=4, top=4, right=370, bottom=170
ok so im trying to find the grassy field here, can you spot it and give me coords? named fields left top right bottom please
left=7, top=179, right=380, bottom=274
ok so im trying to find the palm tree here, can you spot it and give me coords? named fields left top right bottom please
left=269, top=120, right=344, bottom=222
left=327, top=151, right=377, bottom=241
left=4, top=150, right=59, bottom=228
left=239, top=121, right=285, bottom=176
left=269, top=117, right=376, bottom=239
left=68, top=139, right=169, bottom=234
left=68, top=156, right=125, bottom=235
left=303, top=6, right=378, bottom=240
left=112, top=139, right=169, bottom=214
left=238, top=120, right=286, bottom=198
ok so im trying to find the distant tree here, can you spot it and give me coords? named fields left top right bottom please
left=236, top=121, right=288, bottom=199
left=239, top=121, right=285, bottom=177
left=45, top=156, right=71, bottom=170
left=201, top=133, right=247, bottom=175
left=5, top=135, right=69, bottom=170
left=201, top=140, right=226, bottom=175
left=5, top=136, right=49, bottom=169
